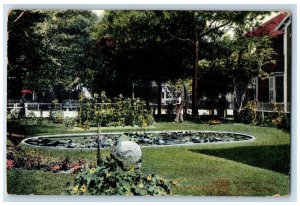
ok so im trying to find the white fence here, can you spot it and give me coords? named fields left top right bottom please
left=7, top=102, right=235, bottom=118
left=8, top=101, right=288, bottom=119
left=7, top=103, right=78, bottom=118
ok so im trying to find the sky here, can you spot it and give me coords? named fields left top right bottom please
left=92, top=10, right=105, bottom=17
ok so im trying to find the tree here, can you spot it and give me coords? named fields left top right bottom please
left=94, top=11, right=273, bottom=117
left=7, top=10, right=98, bottom=101
left=7, top=10, right=47, bottom=99
left=161, top=11, right=270, bottom=116
left=198, top=59, right=231, bottom=116
left=198, top=29, right=275, bottom=115
left=227, top=32, right=275, bottom=112
left=94, top=11, right=192, bottom=115
left=32, top=10, right=98, bottom=101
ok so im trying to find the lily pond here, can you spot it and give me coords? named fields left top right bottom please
left=22, top=131, right=255, bottom=149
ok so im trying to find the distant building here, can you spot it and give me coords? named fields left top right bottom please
left=247, top=12, right=291, bottom=113
left=150, top=82, right=175, bottom=105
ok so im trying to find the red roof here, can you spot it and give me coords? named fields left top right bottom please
left=21, top=89, right=32, bottom=94
left=247, top=12, right=291, bottom=37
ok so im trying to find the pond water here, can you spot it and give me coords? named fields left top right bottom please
left=22, top=130, right=255, bottom=149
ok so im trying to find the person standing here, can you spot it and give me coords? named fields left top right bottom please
left=174, top=93, right=183, bottom=123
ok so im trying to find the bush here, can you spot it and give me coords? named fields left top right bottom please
left=271, top=105, right=290, bottom=129
left=239, top=101, right=290, bottom=129
left=78, top=92, right=94, bottom=128
left=26, top=111, right=37, bottom=119
left=78, top=91, right=154, bottom=128
left=7, top=149, right=42, bottom=170
left=64, top=118, right=76, bottom=128
left=36, top=118, right=45, bottom=125
left=208, top=120, right=221, bottom=125
left=50, top=99, right=64, bottom=123
left=67, top=156, right=171, bottom=196
left=52, top=111, right=64, bottom=123
left=7, top=108, right=20, bottom=120
left=242, top=100, right=258, bottom=126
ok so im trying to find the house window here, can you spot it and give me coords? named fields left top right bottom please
left=269, top=76, right=275, bottom=102
left=275, top=75, right=284, bottom=102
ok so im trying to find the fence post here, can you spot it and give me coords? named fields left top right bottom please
left=261, top=103, right=265, bottom=121
left=24, top=103, right=28, bottom=117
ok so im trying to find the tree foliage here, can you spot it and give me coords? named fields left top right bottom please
left=198, top=26, right=275, bottom=112
left=94, top=11, right=272, bottom=115
left=8, top=10, right=46, bottom=98
left=93, top=11, right=192, bottom=98
left=8, top=10, right=98, bottom=101
left=8, top=9, right=274, bottom=116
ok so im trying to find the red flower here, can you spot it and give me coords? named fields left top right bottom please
left=51, top=165, right=61, bottom=171
left=7, top=160, right=14, bottom=169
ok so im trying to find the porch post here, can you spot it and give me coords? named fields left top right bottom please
left=255, top=77, right=258, bottom=100
left=283, top=24, right=288, bottom=113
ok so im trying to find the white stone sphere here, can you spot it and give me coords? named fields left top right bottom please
left=111, top=141, right=142, bottom=169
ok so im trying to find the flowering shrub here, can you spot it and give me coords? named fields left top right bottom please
left=7, top=148, right=84, bottom=173
left=6, top=159, right=14, bottom=169
left=242, top=100, right=259, bottom=126
left=208, top=120, right=221, bottom=125
left=7, top=149, right=42, bottom=170
left=67, top=156, right=171, bottom=196
left=241, top=101, right=290, bottom=129
left=271, top=104, right=289, bottom=129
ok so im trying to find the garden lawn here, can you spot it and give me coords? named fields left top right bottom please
left=6, top=121, right=290, bottom=196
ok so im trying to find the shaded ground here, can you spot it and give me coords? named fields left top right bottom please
left=190, top=144, right=290, bottom=175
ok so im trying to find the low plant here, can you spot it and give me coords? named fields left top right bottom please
left=53, top=111, right=64, bottom=124
left=26, top=111, right=37, bottom=119
left=50, top=99, right=64, bottom=123
left=7, top=108, right=20, bottom=120
left=271, top=104, right=289, bottom=129
left=242, top=101, right=290, bottom=129
left=78, top=92, right=94, bottom=127
left=208, top=120, right=221, bottom=125
left=67, top=156, right=171, bottom=196
left=24, top=111, right=37, bottom=125
left=80, top=120, right=91, bottom=130
left=242, top=100, right=258, bottom=126
left=78, top=91, right=154, bottom=129
left=7, top=149, right=42, bottom=170
left=64, top=118, right=76, bottom=128
left=36, top=118, right=45, bottom=125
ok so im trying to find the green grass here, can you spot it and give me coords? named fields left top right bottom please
left=6, top=121, right=291, bottom=196
left=142, top=147, right=289, bottom=196
left=7, top=169, right=75, bottom=195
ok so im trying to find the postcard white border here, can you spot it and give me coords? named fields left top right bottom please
left=1, top=2, right=298, bottom=204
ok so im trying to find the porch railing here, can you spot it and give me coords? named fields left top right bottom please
left=256, top=102, right=290, bottom=113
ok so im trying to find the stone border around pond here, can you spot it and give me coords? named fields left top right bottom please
left=20, top=130, right=256, bottom=150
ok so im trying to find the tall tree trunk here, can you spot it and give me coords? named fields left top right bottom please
left=157, top=80, right=162, bottom=116
left=192, top=23, right=199, bottom=117
left=183, top=84, right=188, bottom=115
